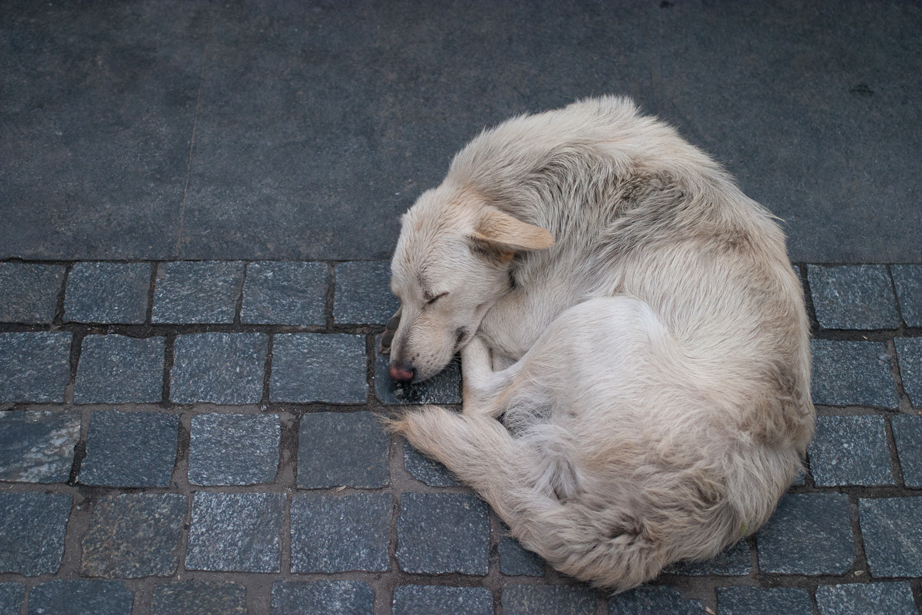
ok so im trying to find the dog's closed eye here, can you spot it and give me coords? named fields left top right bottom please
left=424, top=291, right=448, bottom=305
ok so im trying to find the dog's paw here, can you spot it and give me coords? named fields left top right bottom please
left=379, top=307, right=402, bottom=355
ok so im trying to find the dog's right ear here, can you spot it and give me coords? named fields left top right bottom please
left=470, top=208, right=555, bottom=260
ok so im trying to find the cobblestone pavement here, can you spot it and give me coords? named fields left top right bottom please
left=0, top=260, right=919, bottom=614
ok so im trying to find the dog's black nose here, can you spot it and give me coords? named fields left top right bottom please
left=388, top=362, right=415, bottom=383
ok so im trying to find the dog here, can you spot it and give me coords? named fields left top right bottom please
left=385, top=96, right=814, bottom=591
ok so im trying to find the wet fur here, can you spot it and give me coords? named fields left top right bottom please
left=386, top=97, right=814, bottom=591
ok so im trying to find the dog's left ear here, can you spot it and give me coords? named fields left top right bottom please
left=471, top=208, right=555, bottom=255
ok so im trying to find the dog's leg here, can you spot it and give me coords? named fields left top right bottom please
left=461, top=337, right=520, bottom=418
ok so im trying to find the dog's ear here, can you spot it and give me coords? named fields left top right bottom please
left=470, top=208, right=555, bottom=257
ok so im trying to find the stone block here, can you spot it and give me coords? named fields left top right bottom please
left=171, top=332, right=267, bottom=404
left=0, top=584, right=24, bottom=615
left=0, top=410, right=80, bottom=483
left=393, top=585, right=493, bottom=615
left=152, top=261, right=244, bottom=323
left=891, top=264, right=922, bottom=327
left=502, top=585, right=597, bottom=615
left=241, top=261, right=328, bottom=325
left=815, top=582, right=916, bottom=615
left=895, top=338, right=922, bottom=406
left=189, top=413, right=279, bottom=485
left=810, top=340, right=897, bottom=408
left=808, top=414, right=894, bottom=486
left=79, top=411, right=178, bottom=487
left=717, top=587, right=812, bottom=615
left=272, top=334, right=367, bottom=403
left=375, top=345, right=462, bottom=405
left=807, top=265, right=899, bottom=329
left=271, top=581, right=374, bottom=615
left=859, top=497, right=922, bottom=577
left=0, top=263, right=64, bottom=323
left=891, top=414, right=922, bottom=487
left=74, top=335, right=164, bottom=404
left=0, top=332, right=72, bottom=403
left=151, top=581, right=247, bottom=615
left=397, top=493, right=489, bottom=575
left=0, top=493, right=70, bottom=575
left=403, top=440, right=460, bottom=487
left=28, top=580, right=133, bottom=615
left=298, top=411, right=388, bottom=488
left=333, top=261, right=399, bottom=324
left=609, top=586, right=702, bottom=615
left=64, top=262, right=150, bottom=324
left=499, top=530, right=545, bottom=577
left=663, top=539, right=751, bottom=576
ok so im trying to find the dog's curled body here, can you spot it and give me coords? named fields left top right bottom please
left=387, top=96, right=814, bottom=591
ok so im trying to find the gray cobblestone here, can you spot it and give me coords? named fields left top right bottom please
left=290, top=493, right=391, bottom=573
left=0, top=332, right=72, bottom=403
left=717, top=587, right=812, bottom=615
left=502, top=585, right=597, bottom=615
left=171, top=332, right=267, bottom=404
left=334, top=261, right=399, bottom=324
left=663, top=539, right=751, bottom=576
left=397, top=492, right=489, bottom=575
left=808, top=414, right=894, bottom=486
left=896, top=338, right=922, bottom=406
left=79, top=411, right=178, bottom=487
left=815, top=582, right=916, bottom=615
left=242, top=261, right=328, bottom=325
left=403, top=440, right=460, bottom=487
left=609, top=587, right=702, bottom=614
left=892, top=264, right=922, bottom=327
left=0, top=410, right=80, bottom=483
left=272, top=333, right=367, bottom=403
left=271, top=581, right=375, bottom=615
left=807, top=265, right=899, bottom=329
left=28, top=580, right=132, bottom=615
left=81, top=493, right=185, bottom=578
left=0, top=583, right=24, bottom=615
left=186, top=492, right=285, bottom=573
left=891, top=414, right=922, bottom=487
left=298, top=411, right=388, bottom=488
left=859, top=497, right=922, bottom=577
left=151, top=581, right=247, bottom=615
left=0, top=493, right=70, bottom=575
left=499, top=530, right=545, bottom=577
left=152, top=261, right=244, bottom=324
left=64, top=262, right=150, bottom=324
left=0, top=263, right=64, bottom=323
left=74, top=335, right=164, bottom=404
left=375, top=347, right=462, bottom=405
left=810, top=340, right=898, bottom=408
left=393, top=585, right=493, bottom=615
left=189, top=413, right=279, bottom=485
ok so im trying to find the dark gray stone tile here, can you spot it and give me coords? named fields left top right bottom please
left=609, top=586, right=702, bottom=615
left=81, top=493, right=185, bottom=578
left=403, top=440, right=460, bottom=487
left=716, top=587, right=812, bottom=615
left=502, top=585, right=597, bottom=615
left=810, top=340, right=897, bottom=408
left=0, top=332, right=72, bottom=403
left=0, top=263, right=64, bottom=323
left=79, top=411, right=178, bottom=487
left=151, top=581, right=247, bottom=615
left=393, top=585, right=493, bottom=615
left=189, top=413, right=279, bottom=485
left=0, top=492, right=70, bottom=575
left=74, top=335, right=164, bottom=404
left=186, top=492, right=285, bottom=573
left=271, top=334, right=366, bottom=403
left=241, top=261, right=328, bottom=325
left=64, top=262, right=150, bottom=324
left=375, top=347, right=462, bottom=405
left=28, top=580, right=133, bottom=615
left=892, top=265, right=922, bottom=327
left=0, top=410, right=80, bottom=483
left=291, top=493, right=390, bottom=573
left=152, top=262, right=244, bottom=324
left=756, top=493, right=854, bottom=575
left=499, top=531, right=545, bottom=577
left=0, top=583, right=24, bottom=615
left=171, top=332, right=267, bottom=404
left=397, top=492, right=489, bottom=575
left=334, top=261, right=399, bottom=324
left=859, top=497, right=922, bottom=577
left=807, top=265, right=899, bottom=330
left=808, top=414, right=894, bottom=486
left=896, top=338, right=922, bottom=406
left=271, top=581, right=375, bottom=615
left=815, top=582, right=916, bottom=615
left=892, top=414, right=922, bottom=488
left=298, top=411, right=388, bottom=488
left=663, top=540, right=751, bottom=576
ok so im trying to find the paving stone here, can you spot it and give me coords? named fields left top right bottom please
left=716, top=587, right=812, bottom=615
left=0, top=263, right=64, bottom=323
left=0, top=410, right=80, bottom=483
left=298, top=411, right=388, bottom=488
left=892, top=264, right=922, bottom=328
left=393, top=585, right=493, bottom=615
left=171, top=332, right=267, bottom=404
left=807, top=265, right=899, bottom=329
left=403, top=440, right=460, bottom=487
left=815, top=582, right=916, bottom=615
left=186, top=492, right=285, bottom=573
left=152, top=261, right=244, bottom=324
left=375, top=345, right=462, bottom=404
left=81, top=493, right=185, bottom=578
left=0, top=583, right=24, bottom=615
left=499, top=530, right=545, bottom=577
left=74, top=335, right=164, bottom=404
left=271, top=581, right=375, bottom=615
left=79, top=411, right=178, bottom=487
left=891, top=414, right=922, bottom=487
left=0, top=493, right=70, bottom=575
left=609, top=586, right=703, bottom=614
left=64, top=262, right=150, bottom=324
left=808, top=414, right=893, bottom=486
left=502, top=585, right=597, bottom=615
left=756, top=493, right=854, bottom=574
left=189, top=413, right=279, bottom=485
left=28, top=580, right=133, bottom=615
left=859, top=497, right=922, bottom=577
left=271, top=333, right=366, bottom=403
left=334, top=261, right=400, bottom=324
left=896, top=338, right=922, bottom=406
left=663, top=539, right=751, bottom=576
left=291, top=493, right=391, bottom=573
left=397, top=492, right=489, bottom=575
left=242, top=261, right=328, bottom=325
left=810, top=340, right=897, bottom=408
left=0, top=332, right=72, bottom=403
left=151, top=581, right=247, bottom=615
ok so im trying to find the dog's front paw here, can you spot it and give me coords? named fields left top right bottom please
left=379, top=307, right=402, bottom=355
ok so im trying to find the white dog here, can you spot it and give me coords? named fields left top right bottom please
left=386, top=97, right=814, bottom=590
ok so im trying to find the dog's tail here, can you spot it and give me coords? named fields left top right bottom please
left=387, top=406, right=670, bottom=591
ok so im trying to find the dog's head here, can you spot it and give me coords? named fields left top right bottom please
left=388, top=185, right=554, bottom=383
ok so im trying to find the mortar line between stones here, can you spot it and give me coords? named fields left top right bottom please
left=146, top=262, right=158, bottom=325
left=53, top=262, right=72, bottom=326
